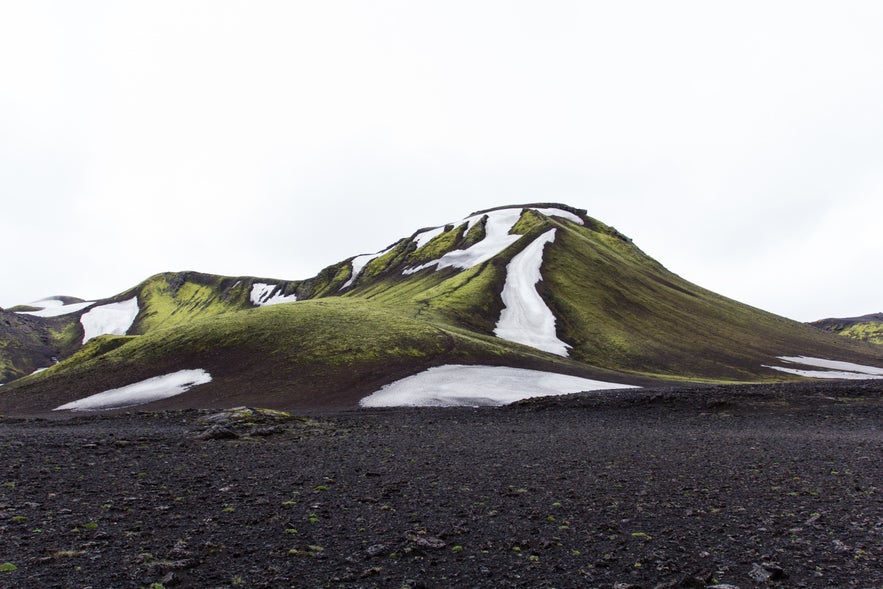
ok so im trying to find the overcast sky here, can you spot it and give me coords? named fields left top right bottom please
left=2, top=1, right=882, bottom=322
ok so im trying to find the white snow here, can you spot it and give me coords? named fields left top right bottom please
left=403, top=207, right=584, bottom=275
left=533, top=207, right=585, bottom=226
left=341, top=244, right=396, bottom=290
left=17, top=298, right=94, bottom=317
left=53, top=369, right=213, bottom=411
left=80, top=297, right=140, bottom=344
left=360, top=364, right=637, bottom=407
left=412, top=226, right=446, bottom=250
left=403, top=208, right=523, bottom=274
left=494, top=229, right=570, bottom=356
left=250, top=283, right=297, bottom=306
left=766, top=356, right=883, bottom=379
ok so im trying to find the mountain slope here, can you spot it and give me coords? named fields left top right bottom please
left=2, top=203, right=882, bottom=413
left=810, top=313, right=883, bottom=345
left=0, top=298, right=634, bottom=413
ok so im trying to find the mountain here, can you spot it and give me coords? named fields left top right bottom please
left=810, top=313, right=883, bottom=345
left=2, top=203, right=882, bottom=414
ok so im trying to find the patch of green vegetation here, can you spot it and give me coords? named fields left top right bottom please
left=132, top=273, right=248, bottom=334
left=0, top=562, right=17, bottom=573
left=509, top=208, right=547, bottom=235
left=406, top=223, right=466, bottom=265
left=297, top=262, right=353, bottom=299
left=358, top=239, right=410, bottom=282
left=461, top=215, right=488, bottom=248
left=837, top=322, right=883, bottom=345
left=541, top=220, right=883, bottom=381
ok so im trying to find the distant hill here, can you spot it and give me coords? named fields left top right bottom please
left=810, top=313, right=883, bottom=345
left=2, top=203, right=881, bottom=414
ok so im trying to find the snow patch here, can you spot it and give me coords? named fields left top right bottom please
left=250, top=283, right=297, bottom=306
left=54, top=369, right=213, bottom=411
left=403, top=207, right=584, bottom=276
left=18, top=299, right=94, bottom=317
left=533, top=207, right=585, bottom=226
left=404, top=208, right=523, bottom=274
left=341, top=245, right=396, bottom=290
left=360, top=364, right=636, bottom=407
left=766, top=356, right=883, bottom=379
left=80, top=298, right=139, bottom=344
left=494, top=229, right=569, bottom=356
left=412, top=226, right=446, bottom=250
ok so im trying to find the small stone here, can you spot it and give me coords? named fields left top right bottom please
left=365, top=544, right=387, bottom=557
left=196, top=426, right=239, bottom=441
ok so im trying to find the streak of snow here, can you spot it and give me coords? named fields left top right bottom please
left=54, top=369, right=213, bottom=411
left=341, top=244, right=396, bottom=290
left=765, top=356, right=883, bottom=379
left=80, top=298, right=139, bottom=344
left=403, top=207, right=584, bottom=275
left=18, top=299, right=94, bottom=317
left=494, top=229, right=569, bottom=356
left=412, top=226, right=445, bottom=250
left=250, top=283, right=297, bottom=306
left=360, top=364, right=637, bottom=407
left=533, top=207, right=585, bottom=226
left=403, top=208, right=523, bottom=274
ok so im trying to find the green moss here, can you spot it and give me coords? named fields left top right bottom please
left=509, top=209, right=546, bottom=235
left=132, top=274, right=246, bottom=334
left=406, top=224, right=466, bottom=265
left=461, top=215, right=488, bottom=248
left=359, top=239, right=410, bottom=281
left=836, top=322, right=883, bottom=345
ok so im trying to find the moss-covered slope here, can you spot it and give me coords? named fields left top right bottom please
left=0, top=298, right=631, bottom=414
left=810, top=313, right=883, bottom=345
left=2, top=202, right=881, bottom=413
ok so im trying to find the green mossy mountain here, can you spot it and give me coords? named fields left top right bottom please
left=810, top=313, right=883, bottom=345
left=2, top=203, right=881, bottom=413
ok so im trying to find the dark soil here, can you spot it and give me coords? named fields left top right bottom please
left=1, top=381, right=881, bottom=588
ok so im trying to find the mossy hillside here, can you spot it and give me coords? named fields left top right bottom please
left=129, top=271, right=299, bottom=335
left=835, top=322, right=883, bottom=345
left=541, top=222, right=883, bottom=381
left=0, top=312, right=82, bottom=383
left=810, top=316, right=883, bottom=345
left=0, top=298, right=623, bottom=413
left=406, top=223, right=465, bottom=266
left=294, top=261, right=352, bottom=299
left=354, top=239, right=411, bottom=283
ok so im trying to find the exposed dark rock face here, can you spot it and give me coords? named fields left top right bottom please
left=0, top=381, right=880, bottom=588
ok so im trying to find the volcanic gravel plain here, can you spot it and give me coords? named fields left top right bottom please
left=0, top=380, right=881, bottom=589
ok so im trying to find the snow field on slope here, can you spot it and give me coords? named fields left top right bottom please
left=53, top=369, right=213, bottom=411
left=494, top=229, right=570, bottom=356
left=250, top=283, right=297, bottom=306
left=80, top=297, right=140, bottom=344
left=360, top=364, right=636, bottom=407
left=403, top=207, right=584, bottom=275
left=766, top=356, right=883, bottom=379
left=341, top=244, right=396, bottom=290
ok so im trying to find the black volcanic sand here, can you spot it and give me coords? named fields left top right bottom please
left=0, top=381, right=881, bottom=589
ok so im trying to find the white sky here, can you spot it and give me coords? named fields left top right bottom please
left=2, top=1, right=882, bottom=322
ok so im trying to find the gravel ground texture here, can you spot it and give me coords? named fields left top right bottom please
left=0, top=380, right=881, bottom=589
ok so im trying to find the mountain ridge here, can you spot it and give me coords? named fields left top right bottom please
left=2, top=203, right=881, bottom=413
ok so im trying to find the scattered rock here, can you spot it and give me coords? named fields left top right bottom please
left=403, top=531, right=446, bottom=549
left=749, top=562, right=787, bottom=582
left=195, top=426, right=238, bottom=441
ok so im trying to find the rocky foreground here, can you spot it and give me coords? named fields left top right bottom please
left=0, top=381, right=881, bottom=588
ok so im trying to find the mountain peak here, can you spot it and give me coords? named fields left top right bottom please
left=2, top=203, right=881, bottom=413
